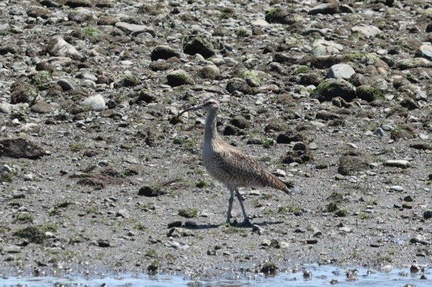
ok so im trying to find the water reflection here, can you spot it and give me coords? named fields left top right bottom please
left=1, top=264, right=430, bottom=287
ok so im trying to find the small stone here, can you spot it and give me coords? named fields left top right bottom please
left=352, top=25, right=382, bottom=38
left=138, top=185, right=166, bottom=197
left=384, top=160, right=410, bottom=168
left=0, top=138, right=46, bottom=159
left=198, top=65, right=221, bottom=79
left=97, top=239, right=110, bottom=247
left=167, top=221, right=183, bottom=228
left=167, top=70, right=195, bottom=87
left=417, top=45, right=432, bottom=60
left=23, top=174, right=34, bottom=181
left=389, top=185, right=403, bottom=192
left=380, top=265, right=393, bottom=272
left=183, top=37, right=215, bottom=59
left=81, top=94, right=106, bottom=111
left=57, top=79, right=74, bottom=91
left=151, top=45, right=180, bottom=61
left=260, top=262, right=278, bottom=274
left=423, top=211, right=432, bottom=219
left=410, top=264, right=421, bottom=273
left=373, top=128, right=386, bottom=137
left=47, top=35, right=83, bottom=60
left=314, top=78, right=356, bottom=102
left=326, top=63, right=355, bottom=79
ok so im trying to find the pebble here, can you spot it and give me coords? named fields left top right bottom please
left=81, top=94, right=106, bottom=111
left=389, top=185, right=403, bottom=192
left=351, top=25, right=382, bottom=38
left=23, top=174, right=34, bottom=181
left=384, top=160, right=410, bottom=168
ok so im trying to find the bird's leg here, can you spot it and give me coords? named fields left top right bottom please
left=235, top=189, right=252, bottom=227
left=226, top=188, right=234, bottom=224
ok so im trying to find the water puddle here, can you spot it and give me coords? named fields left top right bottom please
left=1, top=264, right=430, bottom=286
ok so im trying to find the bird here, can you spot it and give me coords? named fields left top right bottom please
left=177, top=99, right=291, bottom=227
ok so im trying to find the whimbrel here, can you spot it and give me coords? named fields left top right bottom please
left=178, top=99, right=291, bottom=226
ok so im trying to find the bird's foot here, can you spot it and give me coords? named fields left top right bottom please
left=228, top=218, right=254, bottom=227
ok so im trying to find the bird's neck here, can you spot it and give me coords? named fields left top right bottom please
left=203, top=109, right=220, bottom=148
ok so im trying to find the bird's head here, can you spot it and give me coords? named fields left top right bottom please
left=178, top=99, right=219, bottom=116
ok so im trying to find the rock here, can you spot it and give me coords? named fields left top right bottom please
left=260, top=262, right=278, bottom=274
left=27, top=6, right=52, bottom=19
left=416, top=45, right=432, bottom=60
left=265, top=8, right=297, bottom=25
left=115, top=22, right=155, bottom=36
left=97, top=239, right=110, bottom=247
left=226, top=78, right=251, bottom=94
left=308, top=3, right=354, bottom=15
left=198, top=65, right=221, bottom=79
left=167, top=70, right=195, bottom=87
left=46, top=35, right=83, bottom=60
left=313, top=79, right=356, bottom=102
left=0, top=138, right=46, bottom=159
left=326, top=63, right=355, bottom=79
left=338, top=155, right=369, bottom=175
left=138, top=185, right=166, bottom=197
left=10, top=81, right=37, bottom=104
left=351, top=25, right=382, bottom=38
left=356, top=85, right=384, bottom=102
left=81, top=94, right=106, bottom=111
left=183, top=37, right=215, bottom=59
left=57, top=79, right=75, bottom=91
left=400, top=98, right=420, bottom=110
left=30, top=101, right=54, bottom=113
left=384, top=160, right=410, bottom=168
left=276, top=131, right=305, bottom=144
left=389, top=185, right=403, bottom=192
left=64, top=0, right=91, bottom=7
left=396, top=58, right=432, bottom=70
left=423, top=211, right=432, bottom=219
left=151, top=45, right=180, bottom=61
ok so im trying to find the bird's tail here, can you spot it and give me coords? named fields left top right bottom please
left=266, top=173, right=293, bottom=195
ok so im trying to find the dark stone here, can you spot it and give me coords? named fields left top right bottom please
left=400, top=98, right=420, bottom=110
left=265, top=8, right=296, bottom=25
left=230, top=116, right=249, bottom=129
left=167, top=221, right=183, bottom=228
left=260, top=262, right=278, bottom=275
left=424, top=211, right=432, bottom=219
left=223, top=125, right=240, bottom=136
left=183, top=37, right=215, bottom=59
left=138, top=185, right=166, bottom=197
left=314, top=79, right=356, bottom=102
left=226, top=78, right=251, bottom=94
left=97, top=239, right=110, bottom=247
left=10, top=81, right=37, bottom=104
left=151, top=45, right=180, bottom=61
left=276, top=132, right=305, bottom=144
left=315, top=111, right=341, bottom=121
left=0, top=138, right=46, bottom=159
left=64, top=0, right=91, bottom=8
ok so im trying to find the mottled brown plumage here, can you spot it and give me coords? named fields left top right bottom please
left=179, top=99, right=291, bottom=226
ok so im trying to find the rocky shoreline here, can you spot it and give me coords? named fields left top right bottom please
left=0, top=0, right=431, bottom=279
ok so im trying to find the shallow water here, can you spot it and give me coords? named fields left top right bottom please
left=1, top=265, right=430, bottom=287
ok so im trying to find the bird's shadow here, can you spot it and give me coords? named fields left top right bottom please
left=184, top=220, right=284, bottom=230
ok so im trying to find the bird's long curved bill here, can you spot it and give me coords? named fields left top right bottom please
left=177, top=104, right=202, bottom=117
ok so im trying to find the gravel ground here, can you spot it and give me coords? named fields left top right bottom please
left=0, top=0, right=431, bottom=279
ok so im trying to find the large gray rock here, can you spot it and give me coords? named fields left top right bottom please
left=326, top=63, right=355, bottom=79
